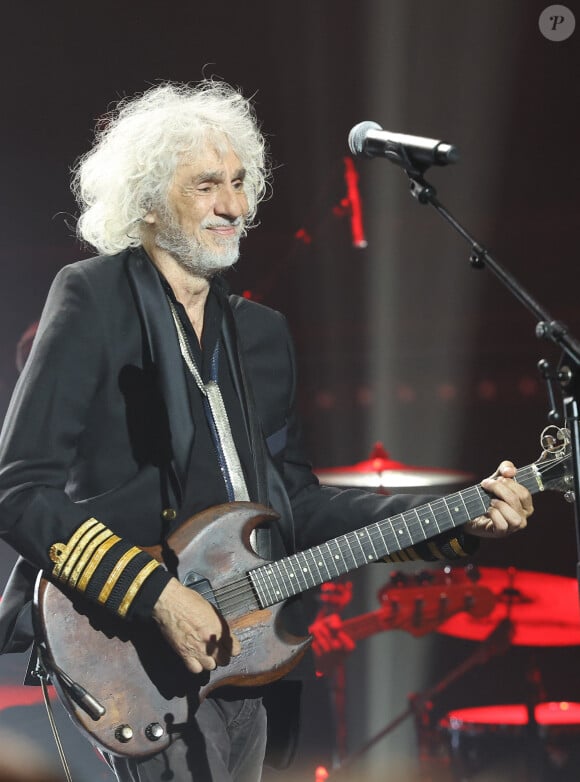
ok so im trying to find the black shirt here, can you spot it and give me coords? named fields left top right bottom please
left=160, top=275, right=257, bottom=527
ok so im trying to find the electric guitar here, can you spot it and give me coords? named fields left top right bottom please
left=35, top=427, right=573, bottom=757
left=310, top=572, right=497, bottom=674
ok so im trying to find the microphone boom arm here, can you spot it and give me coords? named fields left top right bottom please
left=402, top=165, right=580, bottom=606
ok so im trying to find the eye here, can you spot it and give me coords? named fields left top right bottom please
left=232, top=179, right=245, bottom=191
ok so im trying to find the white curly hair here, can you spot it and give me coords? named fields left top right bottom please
left=72, top=81, right=270, bottom=254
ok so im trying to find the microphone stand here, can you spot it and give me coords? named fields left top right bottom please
left=392, top=150, right=580, bottom=597
left=326, top=617, right=514, bottom=779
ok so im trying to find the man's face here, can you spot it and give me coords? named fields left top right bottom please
left=150, top=143, right=249, bottom=277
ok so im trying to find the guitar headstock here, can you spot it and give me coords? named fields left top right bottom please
left=535, top=426, right=574, bottom=496
left=376, top=567, right=496, bottom=638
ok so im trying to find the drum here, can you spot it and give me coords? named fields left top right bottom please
left=438, top=702, right=580, bottom=781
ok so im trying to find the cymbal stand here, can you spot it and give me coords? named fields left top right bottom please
left=326, top=617, right=514, bottom=779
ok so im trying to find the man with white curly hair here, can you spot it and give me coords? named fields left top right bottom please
left=0, top=80, right=533, bottom=781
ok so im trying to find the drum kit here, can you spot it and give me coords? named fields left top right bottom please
left=312, top=446, right=580, bottom=781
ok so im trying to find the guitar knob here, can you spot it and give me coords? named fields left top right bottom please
left=145, top=722, right=165, bottom=741
left=115, top=724, right=133, bottom=743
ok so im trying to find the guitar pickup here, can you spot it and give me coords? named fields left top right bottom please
left=182, top=570, right=218, bottom=608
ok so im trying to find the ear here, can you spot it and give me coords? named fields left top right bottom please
left=142, top=210, right=157, bottom=225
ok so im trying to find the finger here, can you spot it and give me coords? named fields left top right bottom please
left=470, top=510, right=508, bottom=537
left=481, top=476, right=523, bottom=509
left=183, top=657, right=203, bottom=674
left=230, top=632, right=241, bottom=657
left=214, top=632, right=241, bottom=666
left=484, top=475, right=534, bottom=521
left=199, top=654, right=218, bottom=671
left=497, top=460, right=517, bottom=478
left=489, top=498, right=528, bottom=530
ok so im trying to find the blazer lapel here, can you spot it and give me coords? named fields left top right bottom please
left=223, top=295, right=269, bottom=507
left=125, top=249, right=193, bottom=500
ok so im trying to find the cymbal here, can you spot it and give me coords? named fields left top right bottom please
left=437, top=567, right=580, bottom=646
left=315, top=443, right=473, bottom=489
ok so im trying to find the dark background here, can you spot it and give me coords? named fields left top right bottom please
left=0, top=1, right=579, bottom=779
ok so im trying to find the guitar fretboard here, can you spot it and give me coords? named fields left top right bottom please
left=249, top=463, right=541, bottom=609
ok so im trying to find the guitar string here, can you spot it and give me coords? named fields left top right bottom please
left=185, top=455, right=568, bottom=612
left=203, top=463, right=558, bottom=612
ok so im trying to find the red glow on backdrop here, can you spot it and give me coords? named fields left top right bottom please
left=343, top=157, right=367, bottom=249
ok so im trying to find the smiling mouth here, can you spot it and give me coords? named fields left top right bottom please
left=208, top=226, right=238, bottom=235
left=205, top=225, right=242, bottom=243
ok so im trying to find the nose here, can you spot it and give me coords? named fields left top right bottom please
left=214, top=183, right=247, bottom=221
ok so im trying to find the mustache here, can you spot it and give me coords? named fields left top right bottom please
left=202, top=218, right=244, bottom=229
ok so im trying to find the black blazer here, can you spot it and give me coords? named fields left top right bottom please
left=0, top=248, right=475, bottom=764
left=0, top=248, right=459, bottom=631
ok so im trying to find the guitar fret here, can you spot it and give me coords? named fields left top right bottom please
left=431, top=499, right=447, bottom=532
left=343, top=535, right=358, bottom=569
left=316, top=545, right=333, bottom=581
left=331, top=539, right=350, bottom=572
left=377, top=519, right=399, bottom=557
left=365, top=526, right=379, bottom=561
left=323, top=541, right=342, bottom=578
left=351, top=529, right=367, bottom=564
left=412, top=507, right=430, bottom=540
left=305, top=548, right=324, bottom=583
left=464, top=486, right=488, bottom=518
left=446, top=493, right=468, bottom=525
left=249, top=570, right=268, bottom=607
left=458, top=491, right=469, bottom=518
left=354, top=527, right=377, bottom=563
left=272, top=563, right=291, bottom=600
left=296, top=551, right=316, bottom=589
left=293, top=555, right=311, bottom=592
left=261, top=566, right=278, bottom=604
left=376, top=523, right=389, bottom=554
left=400, top=514, right=413, bottom=542
left=277, top=559, right=292, bottom=594
left=390, top=516, right=413, bottom=550
left=246, top=451, right=569, bottom=609
left=317, top=545, right=334, bottom=580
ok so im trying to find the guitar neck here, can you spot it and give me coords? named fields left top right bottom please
left=340, top=610, right=393, bottom=643
left=249, top=462, right=541, bottom=609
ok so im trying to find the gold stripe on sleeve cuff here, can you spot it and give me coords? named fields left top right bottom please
left=60, top=523, right=108, bottom=583
left=76, top=535, right=122, bottom=593
left=427, top=541, right=446, bottom=561
left=97, top=547, right=142, bottom=605
left=448, top=537, right=467, bottom=557
left=50, top=518, right=103, bottom=578
left=67, top=528, right=115, bottom=588
left=117, top=560, right=162, bottom=618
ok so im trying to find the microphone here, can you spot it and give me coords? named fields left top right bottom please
left=348, top=121, right=459, bottom=169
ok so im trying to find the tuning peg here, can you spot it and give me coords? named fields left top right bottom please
left=416, top=570, right=435, bottom=585
left=390, top=571, right=409, bottom=587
